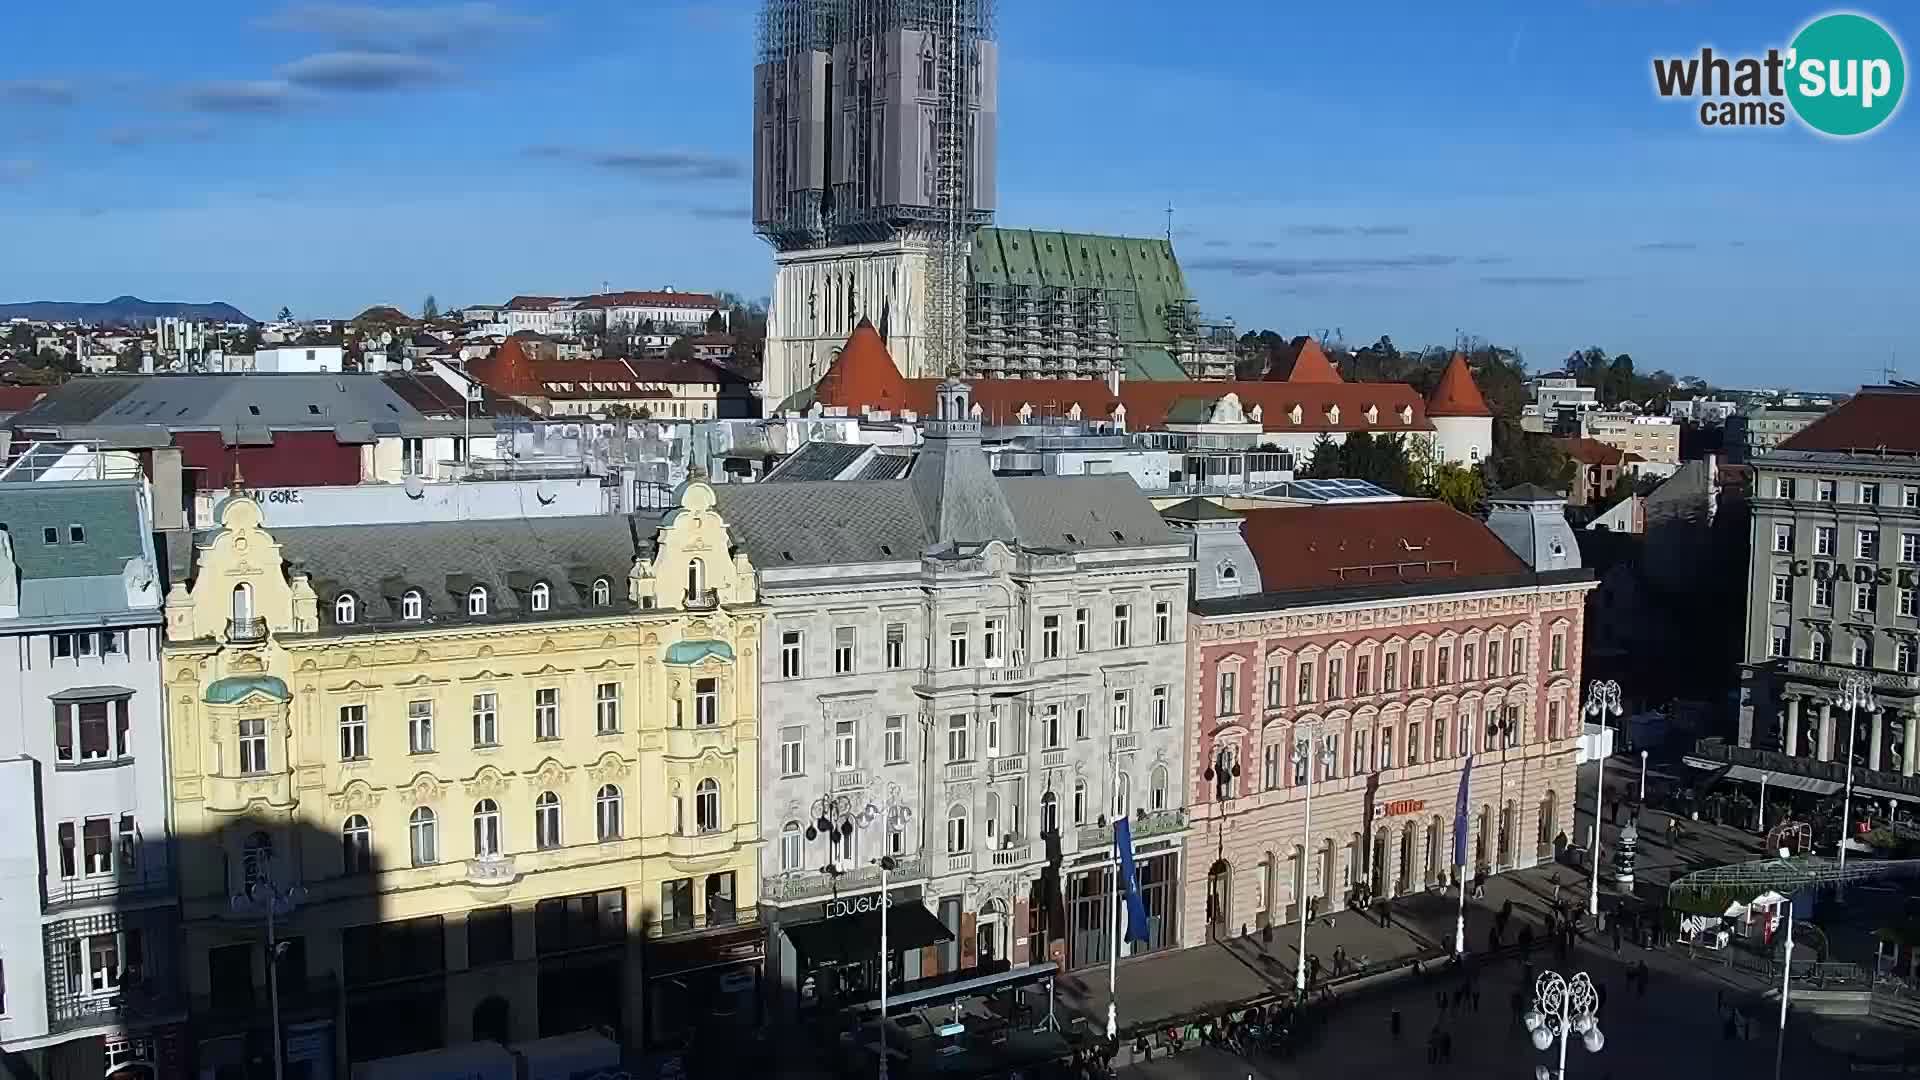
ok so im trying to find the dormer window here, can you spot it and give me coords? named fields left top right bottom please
left=1216, top=561, right=1238, bottom=590
left=530, top=582, right=550, bottom=612
left=592, top=578, right=612, bottom=606
left=1399, top=405, right=1414, bottom=425
left=467, top=586, right=489, bottom=616
left=1326, top=405, right=1341, bottom=424
left=1288, top=404, right=1303, bottom=425
left=1364, top=404, right=1378, bottom=425
left=334, top=593, right=357, bottom=625
left=402, top=590, right=424, bottom=621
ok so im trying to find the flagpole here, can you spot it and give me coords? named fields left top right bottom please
left=1454, top=754, right=1471, bottom=955
left=1106, top=744, right=1120, bottom=1041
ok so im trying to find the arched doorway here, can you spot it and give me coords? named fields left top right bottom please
left=1342, top=833, right=1361, bottom=905
left=977, top=899, right=1005, bottom=967
left=1207, top=859, right=1233, bottom=941
left=1538, top=790, right=1559, bottom=862
left=1475, top=807, right=1491, bottom=872
left=1397, top=824, right=1415, bottom=896
left=473, top=995, right=510, bottom=1044
left=1289, top=844, right=1307, bottom=922
left=1424, top=817, right=1442, bottom=886
left=1370, top=831, right=1389, bottom=898
left=1317, top=840, right=1336, bottom=918
left=1498, top=799, right=1516, bottom=869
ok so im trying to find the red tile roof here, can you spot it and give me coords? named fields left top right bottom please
left=0, top=385, right=50, bottom=411
left=468, top=340, right=728, bottom=400
left=587, top=290, right=724, bottom=311
left=1265, top=336, right=1344, bottom=384
left=1239, top=501, right=1530, bottom=592
left=1557, top=436, right=1627, bottom=466
left=1780, top=388, right=1920, bottom=454
left=1426, top=352, right=1493, bottom=418
left=817, top=319, right=912, bottom=412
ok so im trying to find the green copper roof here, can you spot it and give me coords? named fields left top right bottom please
left=664, top=639, right=734, bottom=665
left=205, top=675, right=291, bottom=704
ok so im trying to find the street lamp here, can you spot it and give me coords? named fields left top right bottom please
left=1637, top=750, right=1648, bottom=805
left=1524, top=969, right=1603, bottom=1080
left=874, top=852, right=897, bottom=1080
left=1770, top=895, right=1796, bottom=1080
left=1833, top=672, right=1874, bottom=894
left=1758, top=771, right=1770, bottom=835
left=1583, top=680, right=1624, bottom=917
left=230, top=855, right=306, bottom=1080
left=1291, top=723, right=1337, bottom=994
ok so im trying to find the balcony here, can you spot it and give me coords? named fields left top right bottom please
left=762, top=855, right=924, bottom=903
left=1780, top=658, right=1920, bottom=693
left=1691, top=737, right=1920, bottom=799
left=466, top=854, right=518, bottom=886
left=684, top=587, right=719, bottom=612
left=1041, top=750, right=1068, bottom=770
left=225, top=617, right=268, bottom=643
left=50, top=978, right=186, bottom=1034
left=941, top=852, right=975, bottom=875
left=664, top=725, right=734, bottom=760
left=1111, top=732, right=1140, bottom=753
left=990, top=754, right=1027, bottom=777
left=47, top=858, right=173, bottom=910
left=666, top=829, right=739, bottom=860
left=990, top=843, right=1033, bottom=869
left=944, top=761, right=977, bottom=783
left=647, top=906, right=759, bottom=941
left=1077, top=807, right=1189, bottom=851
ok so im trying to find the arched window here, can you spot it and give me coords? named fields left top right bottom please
left=409, top=807, right=438, bottom=866
left=1041, top=790, right=1059, bottom=834
left=1151, top=765, right=1169, bottom=811
left=401, top=589, right=424, bottom=620
left=1216, top=561, right=1238, bottom=590
left=473, top=799, right=501, bottom=857
left=688, top=558, right=706, bottom=600
left=334, top=593, right=357, bottom=625
left=533, top=791, right=561, bottom=850
left=342, top=815, right=372, bottom=874
left=241, top=830, right=273, bottom=890
left=780, top=820, right=803, bottom=871
left=467, top=586, right=490, bottom=616
left=595, top=785, right=622, bottom=841
left=1114, top=771, right=1131, bottom=819
left=946, top=804, right=968, bottom=854
left=694, top=778, right=720, bottom=833
left=1072, top=780, right=1087, bottom=825
left=529, top=582, right=550, bottom=613
left=591, top=578, right=612, bottom=606
left=984, top=792, right=1001, bottom=846
left=231, top=582, right=254, bottom=624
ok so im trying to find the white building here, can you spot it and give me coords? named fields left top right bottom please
left=252, top=344, right=347, bottom=373
left=0, top=477, right=179, bottom=1075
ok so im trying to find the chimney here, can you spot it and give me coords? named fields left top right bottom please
left=1105, top=361, right=1122, bottom=397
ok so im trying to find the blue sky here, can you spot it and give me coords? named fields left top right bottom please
left=1, top=1, right=1914, bottom=389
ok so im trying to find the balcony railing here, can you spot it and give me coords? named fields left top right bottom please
left=990, top=843, right=1033, bottom=868
left=763, top=855, right=924, bottom=903
left=647, top=906, right=759, bottom=941
left=47, top=858, right=172, bottom=910
left=1692, top=737, right=1920, bottom=798
left=684, top=588, right=719, bottom=611
left=50, top=978, right=185, bottom=1033
left=466, top=854, right=518, bottom=886
left=944, top=761, right=977, bottom=782
left=832, top=768, right=867, bottom=793
left=225, top=617, right=269, bottom=643
left=1077, top=807, right=1189, bottom=851
left=1111, top=732, right=1140, bottom=753
left=942, top=852, right=975, bottom=875
left=990, top=754, right=1027, bottom=777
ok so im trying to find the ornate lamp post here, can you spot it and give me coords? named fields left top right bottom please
left=230, top=855, right=306, bottom=1080
left=1291, top=723, right=1338, bottom=994
left=1833, top=671, right=1874, bottom=895
left=1524, top=969, right=1604, bottom=1080
left=1583, top=680, right=1623, bottom=917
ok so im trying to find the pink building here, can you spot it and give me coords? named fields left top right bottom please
left=1169, top=491, right=1598, bottom=948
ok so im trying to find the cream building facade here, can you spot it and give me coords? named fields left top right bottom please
left=162, top=485, right=763, bottom=1076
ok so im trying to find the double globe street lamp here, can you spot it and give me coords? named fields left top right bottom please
left=1832, top=671, right=1874, bottom=896
left=1583, top=679, right=1624, bottom=917
left=1291, top=722, right=1338, bottom=994
left=1525, top=969, right=1604, bottom=1080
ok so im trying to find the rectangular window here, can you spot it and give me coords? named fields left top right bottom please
left=1112, top=604, right=1131, bottom=647
left=408, top=700, right=435, bottom=753
left=835, top=720, right=857, bottom=769
left=948, top=621, right=969, bottom=668
left=1773, top=575, right=1791, bottom=602
left=339, top=705, right=368, bottom=761
left=239, top=716, right=268, bottom=774
left=83, top=817, right=112, bottom=875
left=1904, top=534, right=1920, bottom=565
left=1350, top=735, right=1368, bottom=776
left=885, top=622, right=906, bottom=668
left=1860, top=528, right=1881, bottom=561
left=1511, top=637, right=1525, bottom=673
left=1155, top=600, right=1172, bottom=643
left=472, top=692, right=498, bottom=747
left=1437, top=646, right=1452, bottom=683
left=534, top=687, right=559, bottom=740
left=1379, top=727, right=1396, bottom=769
left=1297, top=661, right=1315, bottom=704
left=1818, top=479, right=1836, bottom=503
left=1383, top=651, right=1398, bottom=691
left=780, top=630, right=803, bottom=679
left=694, top=678, right=718, bottom=727
left=595, top=683, right=620, bottom=734
left=1356, top=655, right=1372, bottom=695
left=58, top=822, right=76, bottom=878
left=1549, top=700, right=1562, bottom=740
left=985, top=706, right=1001, bottom=757
left=1775, top=477, right=1796, bottom=500
left=1550, top=634, right=1566, bottom=671
left=1075, top=608, right=1090, bottom=652
left=1462, top=643, right=1477, bottom=681
left=1411, top=649, right=1426, bottom=688
left=1814, top=577, right=1834, bottom=608
left=1074, top=696, right=1089, bottom=740
left=1266, top=664, right=1284, bottom=707
left=779, top=727, right=804, bottom=776
left=1907, top=485, right=1920, bottom=509
left=53, top=632, right=74, bottom=659
left=1326, top=658, right=1344, bottom=700
left=1152, top=685, right=1169, bottom=729
left=1041, top=615, right=1061, bottom=659
left=884, top=715, right=907, bottom=764
left=1111, top=689, right=1131, bottom=733
left=1861, top=482, right=1881, bottom=506
left=1816, top=526, right=1835, bottom=557
left=1324, top=733, right=1340, bottom=779
left=1487, top=643, right=1502, bottom=678
left=983, top=618, right=1004, bottom=663
left=1433, top=719, right=1447, bottom=761
left=947, top=714, right=970, bottom=761
left=834, top=626, right=856, bottom=674
left=1854, top=637, right=1872, bottom=666
left=1773, top=523, right=1794, bottom=553
left=1407, top=722, right=1423, bottom=765
left=1456, top=716, right=1471, bottom=756
left=1856, top=582, right=1878, bottom=614
left=1902, top=588, right=1917, bottom=617
left=1217, top=669, right=1237, bottom=716
left=1041, top=703, right=1062, bottom=749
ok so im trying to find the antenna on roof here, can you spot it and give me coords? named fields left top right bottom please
left=1164, top=202, right=1174, bottom=244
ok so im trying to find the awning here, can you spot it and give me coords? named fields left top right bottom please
left=1682, top=757, right=1841, bottom=796
left=783, top=904, right=954, bottom=965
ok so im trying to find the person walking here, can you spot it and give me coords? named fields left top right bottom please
left=1471, top=986, right=1481, bottom=1013
left=1391, top=1008, right=1403, bottom=1040
left=1611, top=919, right=1623, bottom=955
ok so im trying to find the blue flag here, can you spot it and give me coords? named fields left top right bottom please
left=1452, top=754, right=1474, bottom=867
left=1113, top=816, right=1152, bottom=943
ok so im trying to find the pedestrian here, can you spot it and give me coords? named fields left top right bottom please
left=1716, top=987, right=1724, bottom=1011
left=1437, top=990, right=1449, bottom=1014
left=1472, top=987, right=1481, bottom=1013
left=1427, top=1026, right=1441, bottom=1065
left=1391, top=1008, right=1403, bottom=1039
left=1722, top=1012, right=1737, bottom=1041
left=1611, top=920, right=1622, bottom=955
left=1472, top=869, right=1487, bottom=900
left=1441, top=1030, right=1453, bottom=1064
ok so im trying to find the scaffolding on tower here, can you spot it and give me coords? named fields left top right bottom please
left=921, top=0, right=992, bottom=376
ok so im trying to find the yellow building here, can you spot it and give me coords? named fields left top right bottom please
left=162, top=482, right=762, bottom=1076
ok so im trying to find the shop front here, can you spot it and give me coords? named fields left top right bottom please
left=772, top=886, right=955, bottom=1018
left=644, top=920, right=766, bottom=1050
left=1061, top=842, right=1181, bottom=971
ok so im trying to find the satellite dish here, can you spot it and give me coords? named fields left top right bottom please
left=403, top=474, right=425, bottom=499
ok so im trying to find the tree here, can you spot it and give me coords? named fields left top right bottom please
left=422, top=295, right=439, bottom=320
left=116, top=342, right=144, bottom=372
left=1303, top=431, right=1416, bottom=494
left=601, top=404, right=651, bottom=420
left=1304, top=433, right=1341, bottom=478
left=1482, top=418, right=1575, bottom=493
left=667, top=336, right=696, bottom=362
left=1429, top=463, right=1485, bottom=513
left=276, top=306, right=292, bottom=322
left=705, top=310, right=725, bottom=334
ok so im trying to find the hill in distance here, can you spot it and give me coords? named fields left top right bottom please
left=0, top=295, right=254, bottom=325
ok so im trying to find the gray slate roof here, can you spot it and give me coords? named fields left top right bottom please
left=268, top=514, right=651, bottom=629
left=1491, top=483, right=1566, bottom=504
left=763, top=440, right=869, bottom=482
left=0, top=478, right=156, bottom=621
left=1159, top=497, right=1243, bottom=522
left=10, top=373, right=428, bottom=434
